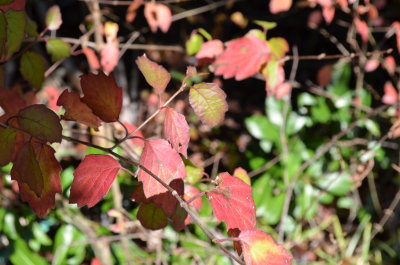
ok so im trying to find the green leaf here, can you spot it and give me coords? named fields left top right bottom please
left=253, top=20, right=277, bottom=30
left=311, top=97, right=331, bottom=123
left=136, top=54, right=171, bottom=94
left=316, top=172, right=353, bottom=196
left=10, top=239, right=48, bottom=265
left=24, top=15, right=38, bottom=37
left=20, top=51, right=46, bottom=89
left=189, top=83, right=228, bottom=127
left=0, top=10, right=25, bottom=62
left=245, top=115, right=279, bottom=142
left=46, top=5, right=62, bottom=30
left=32, top=222, right=52, bottom=246
left=185, top=159, right=204, bottom=185
left=186, top=33, right=203, bottom=56
left=198, top=28, right=212, bottom=41
left=53, top=224, right=75, bottom=265
left=0, top=0, right=14, bottom=4
left=137, top=202, right=168, bottom=230
left=268, top=37, right=289, bottom=59
left=266, top=96, right=285, bottom=127
left=0, top=127, right=16, bottom=166
left=46, top=39, right=70, bottom=62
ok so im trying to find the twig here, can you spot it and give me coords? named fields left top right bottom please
left=248, top=155, right=281, bottom=178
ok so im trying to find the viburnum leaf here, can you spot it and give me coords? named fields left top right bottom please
left=0, top=0, right=25, bottom=12
left=11, top=141, right=62, bottom=217
left=144, top=3, right=172, bottom=33
left=233, top=167, right=251, bottom=185
left=69, top=155, right=121, bottom=207
left=100, top=42, right=119, bottom=73
left=57, top=89, right=102, bottom=130
left=268, top=38, right=289, bottom=60
left=382, top=81, right=398, bottom=105
left=17, top=104, right=62, bottom=143
left=184, top=185, right=202, bottom=225
left=213, top=37, right=270, bottom=81
left=0, top=87, right=27, bottom=114
left=163, top=107, right=190, bottom=157
left=82, top=48, right=100, bottom=70
left=269, top=0, right=292, bottom=14
left=239, top=229, right=292, bottom=265
left=0, top=10, right=25, bottom=62
left=189, top=82, right=228, bottom=127
left=195, top=40, right=224, bottom=59
left=138, top=139, right=186, bottom=198
left=186, top=32, right=203, bottom=56
left=46, top=5, right=62, bottom=30
left=207, top=172, right=256, bottom=231
left=136, top=55, right=171, bottom=94
left=81, top=71, right=122, bottom=122
left=45, top=39, right=71, bottom=62
left=0, top=127, right=17, bottom=166
left=20, top=51, right=45, bottom=90
left=137, top=202, right=168, bottom=230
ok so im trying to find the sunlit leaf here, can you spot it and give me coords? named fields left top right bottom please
left=46, top=39, right=71, bottom=62
left=136, top=54, right=171, bottom=94
left=195, top=40, right=224, bottom=59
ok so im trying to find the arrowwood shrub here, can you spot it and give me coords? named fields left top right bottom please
left=1, top=0, right=400, bottom=264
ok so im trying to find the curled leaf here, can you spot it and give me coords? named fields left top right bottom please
left=144, top=3, right=172, bottom=33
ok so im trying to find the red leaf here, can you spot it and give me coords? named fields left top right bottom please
left=100, top=42, right=120, bottom=73
left=213, top=37, right=270, bottom=81
left=0, top=128, right=17, bottom=166
left=269, top=0, right=292, bottom=14
left=355, top=17, right=369, bottom=43
left=82, top=48, right=100, bottom=70
left=17, top=104, right=62, bottom=143
left=136, top=55, right=171, bottom=94
left=57, top=89, right=102, bottom=130
left=382, top=81, right=398, bottom=105
left=81, top=71, right=122, bottom=122
left=322, top=6, right=335, bottom=24
left=125, top=0, right=144, bottom=23
left=183, top=185, right=202, bottom=225
left=207, top=172, right=256, bottom=231
left=138, top=139, right=186, bottom=198
left=163, top=107, right=190, bottom=157
left=11, top=141, right=62, bottom=217
left=137, top=202, right=168, bottom=230
left=364, top=59, right=380, bottom=72
left=195, top=40, right=224, bottom=59
left=0, top=0, right=25, bottom=12
left=69, top=155, right=121, bottom=207
left=44, top=86, right=61, bottom=111
left=0, top=87, right=27, bottom=114
left=239, top=229, right=292, bottom=265
left=144, top=3, right=172, bottom=33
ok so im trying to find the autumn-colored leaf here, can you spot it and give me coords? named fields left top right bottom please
left=136, top=55, right=171, bottom=94
left=0, top=10, right=26, bottom=62
left=163, top=107, right=190, bottom=157
left=144, top=3, right=172, bottom=33
left=0, top=127, right=16, bottom=166
left=125, top=0, right=143, bottom=23
left=269, top=0, right=292, bottom=14
left=384, top=56, right=396, bottom=75
left=69, top=154, right=121, bottom=207
left=17, top=104, right=62, bottom=143
left=322, top=6, right=335, bottom=24
left=138, top=139, right=186, bottom=198
left=57, top=89, right=102, bottom=130
left=195, top=40, right=224, bottom=59
left=0, top=87, right=26, bottom=114
left=393, top=22, right=400, bottom=53
left=364, top=59, right=380, bottom=72
left=213, top=37, right=270, bottom=81
left=152, top=179, right=184, bottom=216
left=46, top=5, right=62, bottom=30
left=20, top=51, right=45, bottom=90
left=184, top=185, right=202, bottom=225
left=82, top=47, right=100, bottom=70
left=100, top=42, right=119, bottom=73
left=189, top=82, right=228, bottom=127
left=239, top=229, right=292, bottom=265
left=233, top=167, right=251, bottom=185
left=137, top=202, right=168, bottom=230
left=81, top=71, right=122, bottom=122
left=0, top=0, right=25, bottom=12
left=207, top=172, right=256, bottom=231
left=268, top=38, right=289, bottom=60
left=382, top=81, right=398, bottom=105
left=46, top=39, right=71, bottom=62
left=354, top=17, right=369, bottom=43
left=11, top=141, right=62, bottom=217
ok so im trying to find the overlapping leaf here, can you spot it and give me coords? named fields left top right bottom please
left=46, top=39, right=71, bottom=62
left=239, top=229, right=292, bottom=265
left=137, top=202, right=168, bottom=230
left=213, top=37, right=270, bottom=81
left=0, top=9, right=25, bottom=62
left=20, top=51, right=45, bottom=89
left=81, top=71, right=122, bottom=122
left=69, top=154, right=121, bottom=207
left=189, top=82, right=228, bottom=127
left=207, top=172, right=256, bottom=231
left=0, top=127, right=17, bottom=166
left=0, top=87, right=26, bottom=114
left=163, top=107, right=190, bottom=157
left=195, top=40, right=224, bottom=59
left=11, top=141, right=62, bottom=217
left=136, top=55, right=170, bottom=94
left=138, top=139, right=186, bottom=198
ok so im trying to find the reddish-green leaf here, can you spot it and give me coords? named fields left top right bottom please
left=137, top=202, right=168, bottom=230
left=268, top=37, right=289, bottom=60
left=207, top=172, right=256, bottom=231
left=20, top=51, right=45, bottom=89
left=239, top=229, right=292, bottom=265
left=0, top=127, right=16, bottom=166
left=0, top=0, right=25, bottom=12
left=196, top=39, right=224, bottom=59
left=69, top=154, right=121, bottom=207
left=17, top=104, right=62, bottom=143
left=0, top=10, right=25, bottom=62
left=233, top=167, right=251, bottom=185
left=46, top=5, right=62, bottom=30
left=81, top=71, right=122, bottom=122
left=144, top=3, right=172, bottom=33
left=213, top=37, right=270, bottom=81
left=46, top=39, right=71, bottom=62
left=136, top=55, right=170, bottom=94
left=0, top=87, right=26, bottom=114
left=163, top=107, right=190, bottom=157
left=11, top=141, right=62, bottom=217
left=183, top=185, right=202, bottom=225
left=138, top=139, right=186, bottom=198
left=189, top=82, right=228, bottom=127
left=57, top=89, right=102, bottom=130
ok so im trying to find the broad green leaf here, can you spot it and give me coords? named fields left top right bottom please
left=10, top=239, right=48, bottom=265
left=46, top=5, right=62, bottom=30
left=311, top=97, right=331, bottom=123
left=189, top=82, right=228, bottom=127
left=136, top=55, right=170, bottom=94
left=46, top=39, right=70, bottom=62
left=53, top=224, right=79, bottom=265
left=24, top=14, right=38, bottom=37
left=268, top=37, right=289, bottom=59
left=245, top=115, right=279, bottom=142
left=32, top=222, right=52, bottom=246
left=137, top=202, right=168, bottom=230
left=184, top=159, right=204, bottom=185
left=20, top=51, right=45, bottom=89
left=186, top=33, right=203, bottom=55
left=316, top=172, right=353, bottom=196
left=0, top=10, right=25, bottom=62
left=0, top=127, right=16, bottom=166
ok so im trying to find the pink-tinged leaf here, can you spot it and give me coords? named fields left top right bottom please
left=163, top=107, right=190, bottom=157
left=207, top=172, right=256, bottom=231
left=183, top=185, right=202, bottom=225
left=382, top=81, right=398, bottom=105
left=81, top=71, right=122, bottom=122
left=268, top=38, right=289, bottom=60
left=138, top=139, right=186, bottom=198
left=57, top=89, right=102, bottom=130
left=100, top=42, right=120, bottom=72
left=11, top=141, right=62, bottom=217
left=393, top=22, right=400, bottom=52
left=0, top=87, right=26, bottom=114
left=44, top=86, right=61, bottom=111
left=213, top=37, right=270, bottom=81
left=136, top=55, right=171, bottom=94
left=144, top=3, right=172, bottom=33
left=354, top=17, right=369, bottom=43
left=274, top=82, right=292, bottom=99
left=195, top=40, right=224, bottom=59
left=137, top=202, right=168, bottom=230
left=384, top=56, right=396, bottom=75
left=233, top=167, right=251, bottom=185
left=46, top=5, right=62, bottom=30
left=120, top=122, right=144, bottom=148
left=239, top=229, right=292, bottom=265
left=82, top=48, right=100, bottom=70
left=264, top=60, right=289, bottom=98
left=364, top=59, right=380, bottom=72
left=269, top=0, right=292, bottom=13
left=69, top=154, right=121, bottom=207
left=308, top=10, right=323, bottom=28
left=0, top=127, right=16, bottom=166
left=322, top=6, right=335, bottom=24
left=189, top=82, right=228, bottom=127
left=17, top=104, right=62, bottom=143
left=0, top=0, right=25, bottom=12
left=125, top=0, right=144, bottom=23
